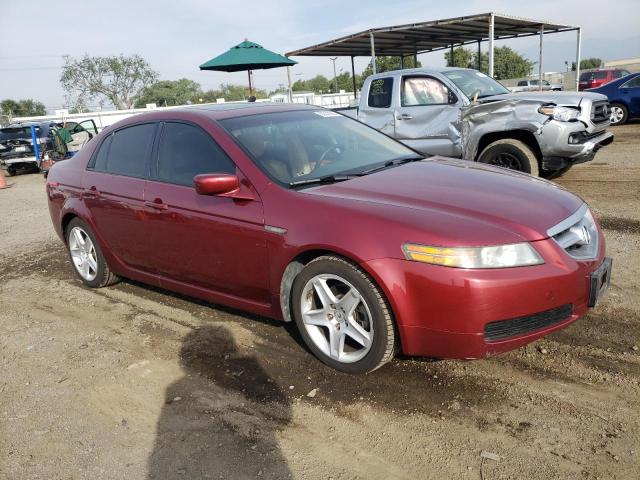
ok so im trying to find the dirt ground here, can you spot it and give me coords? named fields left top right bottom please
left=1, top=124, right=639, bottom=480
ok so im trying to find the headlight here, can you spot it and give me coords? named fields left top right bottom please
left=538, top=105, right=580, bottom=122
left=402, top=243, right=544, bottom=269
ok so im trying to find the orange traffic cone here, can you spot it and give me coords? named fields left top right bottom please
left=0, top=169, right=7, bottom=189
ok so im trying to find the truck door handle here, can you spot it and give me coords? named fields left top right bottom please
left=82, top=186, right=101, bottom=198
left=145, top=199, right=168, bottom=210
left=396, top=113, right=413, bottom=120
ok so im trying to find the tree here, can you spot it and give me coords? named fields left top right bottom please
left=443, top=46, right=533, bottom=80
left=61, top=54, right=158, bottom=110
left=571, top=57, right=603, bottom=71
left=135, top=79, right=201, bottom=107
left=199, top=84, right=267, bottom=103
left=0, top=98, right=46, bottom=117
left=361, top=56, right=421, bottom=80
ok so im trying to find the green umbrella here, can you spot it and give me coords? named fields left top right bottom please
left=199, top=40, right=297, bottom=96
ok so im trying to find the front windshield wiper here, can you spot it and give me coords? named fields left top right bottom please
left=289, top=174, right=361, bottom=188
left=359, top=154, right=425, bottom=175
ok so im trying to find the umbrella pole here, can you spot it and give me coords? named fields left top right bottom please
left=247, top=69, right=253, bottom=96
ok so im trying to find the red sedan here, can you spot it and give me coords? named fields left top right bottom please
left=46, top=103, right=611, bottom=373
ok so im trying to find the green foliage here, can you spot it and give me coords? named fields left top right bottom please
left=0, top=98, right=46, bottom=117
left=135, top=79, right=201, bottom=108
left=198, top=83, right=267, bottom=103
left=61, top=54, right=158, bottom=110
left=293, top=74, right=332, bottom=93
left=443, top=46, right=533, bottom=80
left=361, top=56, right=421, bottom=80
left=571, top=58, right=603, bottom=71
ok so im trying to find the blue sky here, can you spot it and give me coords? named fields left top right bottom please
left=1, top=0, right=639, bottom=110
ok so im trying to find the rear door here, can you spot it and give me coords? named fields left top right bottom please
left=83, top=122, right=157, bottom=272
left=142, top=121, right=270, bottom=304
left=357, top=77, right=396, bottom=136
left=393, top=75, right=461, bottom=156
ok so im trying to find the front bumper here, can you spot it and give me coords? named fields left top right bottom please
left=538, top=121, right=614, bottom=171
left=363, top=235, right=606, bottom=359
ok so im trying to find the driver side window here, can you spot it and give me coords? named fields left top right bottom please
left=402, top=77, right=453, bottom=106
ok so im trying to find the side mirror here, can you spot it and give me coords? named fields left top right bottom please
left=194, top=173, right=240, bottom=196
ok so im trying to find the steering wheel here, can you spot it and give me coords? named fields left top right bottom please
left=319, top=144, right=343, bottom=162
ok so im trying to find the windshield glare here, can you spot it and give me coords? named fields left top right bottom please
left=220, top=110, right=416, bottom=186
left=443, top=70, right=510, bottom=99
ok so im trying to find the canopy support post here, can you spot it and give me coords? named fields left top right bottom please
left=450, top=44, right=455, bottom=66
left=400, top=55, right=404, bottom=69
left=575, top=28, right=582, bottom=91
left=538, top=25, right=544, bottom=91
left=369, top=32, right=376, bottom=74
left=247, top=70, right=253, bottom=96
left=477, top=40, right=481, bottom=71
left=351, top=56, right=357, bottom=99
left=286, top=66, right=293, bottom=103
left=488, top=13, right=495, bottom=78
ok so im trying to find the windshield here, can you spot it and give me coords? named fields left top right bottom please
left=443, top=70, right=510, bottom=99
left=219, top=110, right=416, bottom=186
left=0, top=127, right=38, bottom=142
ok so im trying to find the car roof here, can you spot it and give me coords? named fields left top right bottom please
left=368, top=66, right=474, bottom=79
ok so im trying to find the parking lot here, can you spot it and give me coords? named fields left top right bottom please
left=1, top=123, right=639, bottom=479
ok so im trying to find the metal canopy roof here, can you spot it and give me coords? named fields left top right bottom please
left=286, top=13, right=578, bottom=57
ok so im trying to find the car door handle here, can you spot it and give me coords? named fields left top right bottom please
left=82, top=187, right=101, bottom=198
left=145, top=199, right=168, bottom=210
left=396, top=113, right=413, bottom=120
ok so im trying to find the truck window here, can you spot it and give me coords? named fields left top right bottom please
left=517, top=80, right=527, bottom=86
left=368, top=78, right=393, bottom=108
left=401, top=77, right=450, bottom=106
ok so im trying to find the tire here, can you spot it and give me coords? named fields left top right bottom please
left=478, top=139, right=540, bottom=176
left=291, top=255, right=396, bottom=374
left=609, top=103, right=628, bottom=126
left=65, top=218, right=120, bottom=288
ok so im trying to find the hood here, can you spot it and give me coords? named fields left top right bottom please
left=481, top=91, right=608, bottom=106
left=304, top=158, right=584, bottom=246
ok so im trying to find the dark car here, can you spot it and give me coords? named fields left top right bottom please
left=578, top=68, right=630, bottom=91
left=587, top=72, right=640, bottom=125
left=45, top=103, right=611, bottom=373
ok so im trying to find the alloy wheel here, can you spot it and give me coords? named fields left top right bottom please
left=489, top=152, right=523, bottom=170
left=68, top=226, right=98, bottom=281
left=610, top=106, right=625, bottom=125
left=300, top=274, right=374, bottom=363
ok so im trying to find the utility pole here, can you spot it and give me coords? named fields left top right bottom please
left=330, top=57, right=338, bottom=93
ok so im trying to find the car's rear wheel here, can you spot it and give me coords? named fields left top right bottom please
left=609, top=103, right=628, bottom=126
left=478, top=139, right=540, bottom=176
left=66, top=218, right=120, bottom=288
left=291, top=256, right=396, bottom=374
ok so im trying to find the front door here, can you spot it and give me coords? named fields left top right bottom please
left=393, top=75, right=461, bottom=157
left=143, top=121, right=270, bottom=304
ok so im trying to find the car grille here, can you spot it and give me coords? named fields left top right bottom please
left=590, top=101, right=610, bottom=124
left=547, top=204, right=599, bottom=260
left=484, top=304, right=573, bottom=342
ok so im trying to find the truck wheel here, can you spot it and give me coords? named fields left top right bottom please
left=478, top=139, right=539, bottom=176
left=609, top=103, right=628, bottom=126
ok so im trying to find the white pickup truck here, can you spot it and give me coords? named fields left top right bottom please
left=340, top=67, right=613, bottom=178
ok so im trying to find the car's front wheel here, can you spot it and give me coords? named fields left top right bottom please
left=478, top=139, right=540, bottom=176
left=66, top=218, right=120, bottom=288
left=609, top=103, right=628, bottom=126
left=291, top=256, right=396, bottom=374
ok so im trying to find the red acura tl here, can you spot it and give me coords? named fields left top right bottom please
left=46, top=103, right=611, bottom=373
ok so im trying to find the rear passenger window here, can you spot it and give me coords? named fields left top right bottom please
left=368, top=77, right=393, bottom=108
left=154, top=122, right=235, bottom=187
left=91, top=123, right=155, bottom=177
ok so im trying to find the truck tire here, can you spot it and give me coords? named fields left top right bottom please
left=478, top=139, right=540, bottom=177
